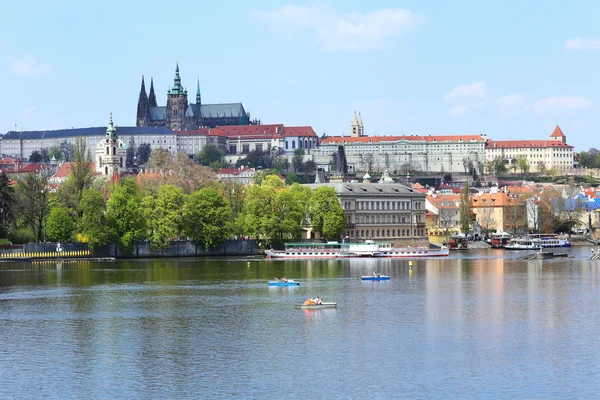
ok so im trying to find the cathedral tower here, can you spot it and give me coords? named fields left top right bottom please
left=166, top=62, right=188, bottom=130
left=148, top=77, right=157, bottom=107
left=136, top=76, right=150, bottom=126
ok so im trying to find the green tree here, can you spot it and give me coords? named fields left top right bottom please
left=49, top=146, right=63, bottom=161
left=271, top=184, right=312, bottom=243
left=126, top=137, right=135, bottom=168
left=309, top=186, right=346, bottom=240
left=46, top=206, right=74, bottom=242
left=29, top=151, right=43, bottom=163
left=60, top=141, right=74, bottom=161
left=241, top=183, right=277, bottom=242
left=136, top=143, right=152, bottom=165
left=516, top=155, right=529, bottom=173
left=15, top=172, right=52, bottom=242
left=272, top=156, right=289, bottom=173
left=58, top=137, right=94, bottom=217
left=0, top=172, right=15, bottom=238
left=141, top=184, right=185, bottom=251
left=106, top=178, right=146, bottom=254
left=459, top=181, right=472, bottom=234
left=198, top=144, right=224, bottom=166
left=285, top=172, right=301, bottom=185
left=292, top=149, right=304, bottom=172
left=182, top=188, right=231, bottom=250
left=219, top=181, right=246, bottom=237
left=79, top=188, right=111, bottom=253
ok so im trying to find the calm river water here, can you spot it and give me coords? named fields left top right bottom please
left=1, top=247, right=600, bottom=399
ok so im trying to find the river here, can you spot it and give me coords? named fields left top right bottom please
left=1, top=247, right=599, bottom=399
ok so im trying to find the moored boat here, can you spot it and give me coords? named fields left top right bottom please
left=489, top=232, right=512, bottom=248
left=361, top=274, right=390, bottom=281
left=375, top=245, right=449, bottom=258
left=505, top=237, right=542, bottom=250
left=294, top=302, right=337, bottom=309
left=268, top=280, right=299, bottom=286
left=447, top=234, right=468, bottom=250
left=265, top=240, right=448, bottom=259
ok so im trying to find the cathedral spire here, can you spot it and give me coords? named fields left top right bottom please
left=169, top=61, right=185, bottom=95
left=196, top=77, right=201, bottom=105
left=148, top=77, right=157, bottom=107
left=136, top=76, right=150, bottom=126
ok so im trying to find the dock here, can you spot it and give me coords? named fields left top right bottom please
left=518, top=251, right=569, bottom=260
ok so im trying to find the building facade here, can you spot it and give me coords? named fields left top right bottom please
left=485, top=125, right=574, bottom=172
left=95, top=114, right=127, bottom=176
left=314, top=134, right=487, bottom=174
left=307, top=181, right=428, bottom=245
left=136, top=63, right=251, bottom=130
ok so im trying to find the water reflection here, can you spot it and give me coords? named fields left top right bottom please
left=1, top=253, right=600, bottom=398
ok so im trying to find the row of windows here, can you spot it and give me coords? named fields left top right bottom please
left=344, top=228, right=426, bottom=238
left=353, top=214, right=424, bottom=224
left=347, top=200, right=422, bottom=211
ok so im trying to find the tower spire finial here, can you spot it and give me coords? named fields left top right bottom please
left=196, top=76, right=201, bottom=105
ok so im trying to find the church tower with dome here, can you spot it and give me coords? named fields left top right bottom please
left=96, top=113, right=127, bottom=176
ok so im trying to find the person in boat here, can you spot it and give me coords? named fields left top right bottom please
left=315, top=296, right=322, bottom=305
left=372, top=272, right=381, bottom=277
left=281, top=276, right=288, bottom=283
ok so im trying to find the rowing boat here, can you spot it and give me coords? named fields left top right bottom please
left=268, top=280, right=299, bottom=286
left=294, top=302, right=337, bottom=309
left=361, top=275, right=390, bottom=281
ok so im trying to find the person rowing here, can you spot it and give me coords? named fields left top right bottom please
left=372, top=272, right=381, bottom=277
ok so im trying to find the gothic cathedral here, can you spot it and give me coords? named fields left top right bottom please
left=136, top=63, right=253, bottom=130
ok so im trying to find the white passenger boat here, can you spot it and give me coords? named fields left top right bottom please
left=504, top=238, right=542, bottom=250
left=264, top=241, right=449, bottom=259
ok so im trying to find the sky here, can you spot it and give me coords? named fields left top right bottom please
left=1, top=0, right=600, bottom=151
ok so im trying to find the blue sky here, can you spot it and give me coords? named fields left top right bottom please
left=1, top=0, right=599, bottom=151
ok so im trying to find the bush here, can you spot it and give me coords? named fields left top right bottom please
left=8, top=227, right=36, bottom=244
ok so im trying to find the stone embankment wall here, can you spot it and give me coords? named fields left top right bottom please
left=22, top=240, right=260, bottom=258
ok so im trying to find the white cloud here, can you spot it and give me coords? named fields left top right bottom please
left=10, top=55, right=52, bottom=77
left=564, top=37, right=600, bottom=51
left=528, top=96, right=594, bottom=113
left=252, top=5, right=424, bottom=50
left=443, top=82, right=487, bottom=102
left=448, top=104, right=468, bottom=116
left=496, top=92, right=525, bottom=114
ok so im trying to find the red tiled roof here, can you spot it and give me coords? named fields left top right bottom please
left=282, top=126, right=318, bottom=137
left=215, top=124, right=284, bottom=138
left=319, top=134, right=486, bottom=145
left=550, top=125, right=565, bottom=137
left=486, top=140, right=573, bottom=149
left=20, top=163, right=46, bottom=172
left=53, top=162, right=95, bottom=178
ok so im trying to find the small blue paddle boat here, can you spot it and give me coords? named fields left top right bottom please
left=361, top=274, right=390, bottom=281
left=268, top=279, right=299, bottom=286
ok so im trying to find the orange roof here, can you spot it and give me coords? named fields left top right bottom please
left=486, top=140, right=572, bottom=149
left=53, top=162, right=95, bottom=179
left=427, top=194, right=460, bottom=209
left=471, top=192, right=525, bottom=207
left=214, top=124, right=284, bottom=138
left=550, top=125, right=565, bottom=138
left=282, top=126, right=318, bottom=137
left=320, top=134, right=485, bottom=145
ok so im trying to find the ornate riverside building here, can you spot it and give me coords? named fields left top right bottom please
left=136, top=63, right=251, bottom=130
